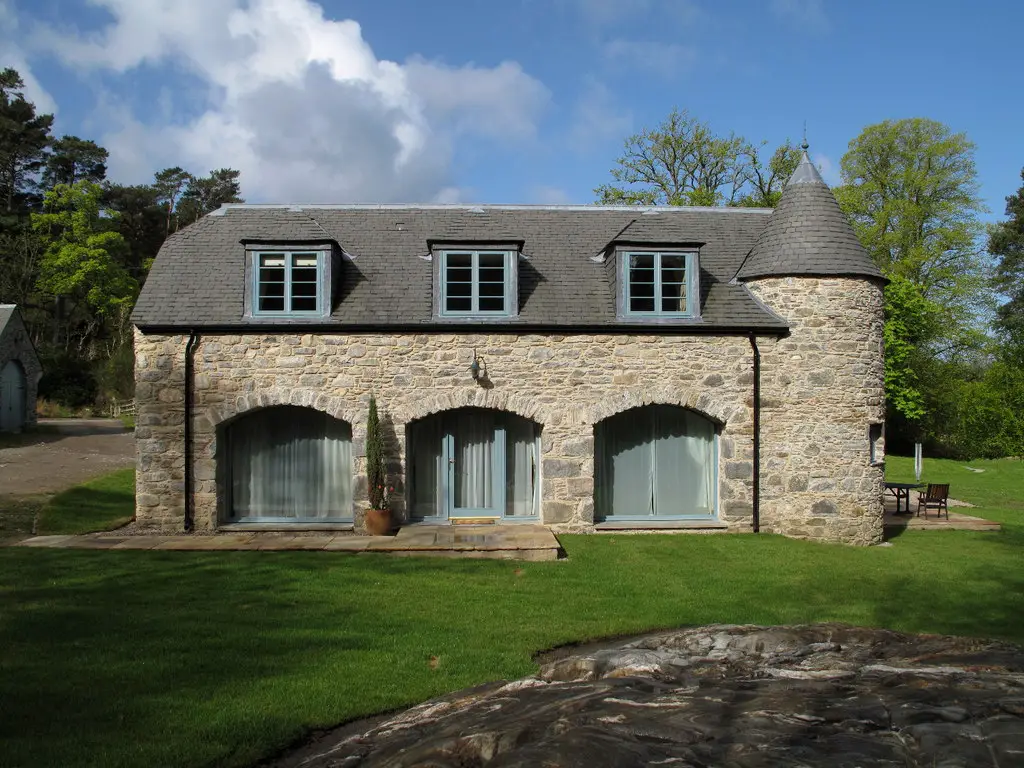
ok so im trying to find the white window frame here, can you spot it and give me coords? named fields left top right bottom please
left=438, top=249, right=516, bottom=318
left=251, top=250, right=327, bottom=317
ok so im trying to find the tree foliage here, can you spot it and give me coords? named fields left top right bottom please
left=366, top=396, right=386, bottom=510
left=0, top=68, right=54, bottom=212
left=41, top=135, right=108, bottom=188
left=595, top=108, right=799, bottom=207
left=835, top=118, right=991, bottom=427
left=989, top=167, right=1024, bottom=357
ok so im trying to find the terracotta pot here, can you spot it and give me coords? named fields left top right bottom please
left=364, top=508, right=393, bottom=536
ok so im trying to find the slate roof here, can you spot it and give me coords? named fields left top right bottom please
left=0, top=305, right=14, bottom=336
left=736, top=151, right=884, bottom=282
left=133, top=205, right=791, bottom=332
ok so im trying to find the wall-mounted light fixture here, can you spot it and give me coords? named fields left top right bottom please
left=470, top=350, right=486, bottom=381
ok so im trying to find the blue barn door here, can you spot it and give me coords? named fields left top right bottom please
left=1, top=360, right=26, bottom=433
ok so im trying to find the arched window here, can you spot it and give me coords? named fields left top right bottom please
left=408, top=408, right=540, bottom=521
left=595, top=405, right=717, bottom=520
left=221, top=406, right=353, bottom=522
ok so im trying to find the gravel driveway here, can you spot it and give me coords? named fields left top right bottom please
left=0, top=419, right=135, bottom=498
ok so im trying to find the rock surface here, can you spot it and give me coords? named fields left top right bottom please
left=272, top=624, right=1024, bottom=768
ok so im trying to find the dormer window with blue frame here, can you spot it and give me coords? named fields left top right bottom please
left=620, top=250, right=699, bottom=320
left=253, top=250, right=326, bottom=316
left=438, top=249, right=517, bottom=318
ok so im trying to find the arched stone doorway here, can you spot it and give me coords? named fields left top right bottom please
left=407, top=407, right=541, bottom=522
left=218, top=405, right=354, bottom=523
left=594, top=405, right=718, bottom=522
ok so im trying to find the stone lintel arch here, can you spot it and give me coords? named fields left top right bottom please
left=586, top=385, right=742, bottom=428
left=392, top=389, right=551, bottom=427
left=202, top=389, right=361, bottom=432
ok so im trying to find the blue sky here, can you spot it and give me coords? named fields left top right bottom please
left=3, top=0, right=1022, bottom=220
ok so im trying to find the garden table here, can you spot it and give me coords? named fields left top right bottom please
left=885, top=481, right=923, bottom=515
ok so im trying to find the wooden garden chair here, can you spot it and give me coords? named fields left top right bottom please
left=916, top=483, right=950, bottom=519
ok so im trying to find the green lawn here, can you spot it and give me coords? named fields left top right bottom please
left=35, top=468, right=136, bottom=535
left=0, top=459, right=1021, bottom=768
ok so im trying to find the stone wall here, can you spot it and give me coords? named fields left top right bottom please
left=746, top=277, right=886, bottom=545
left=134, top=275, right=886, bottom=546
left=134, top=330, right=757, bottom=534
left=0, top=310, right=42, bottom=430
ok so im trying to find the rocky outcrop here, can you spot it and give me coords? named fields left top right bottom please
left=273, top=624, right=1024, bottom=767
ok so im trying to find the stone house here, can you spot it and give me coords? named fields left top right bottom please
left=131, top=151, right=886, bottom=544
left=0, top=305, right=42, bottom=433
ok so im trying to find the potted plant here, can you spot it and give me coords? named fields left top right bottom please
left=363, top=396, right=394, bottom=535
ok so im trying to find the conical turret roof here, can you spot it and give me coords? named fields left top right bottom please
left=736, top=148, right=883, bottom=281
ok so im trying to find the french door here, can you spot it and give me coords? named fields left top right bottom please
left=409, top=409, right=538, bottom=521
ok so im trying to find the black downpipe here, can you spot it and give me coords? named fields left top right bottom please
left=184, top=332, right=200, bottom=532
left=748, top=333, right=761, bottom=534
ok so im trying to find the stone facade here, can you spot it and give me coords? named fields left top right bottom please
left=0, top=307, right=42, bottom=431
left=747, top=277, right=886, bottom=545
left=135, top=330, right=760, bottom=534
left=134, top=270, right=887, bottom=546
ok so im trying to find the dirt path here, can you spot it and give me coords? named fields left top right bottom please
left=0, top=419, right=135, bottom=498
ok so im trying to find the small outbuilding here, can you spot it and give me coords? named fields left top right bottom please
left=0, top=305, right=42, bottom=433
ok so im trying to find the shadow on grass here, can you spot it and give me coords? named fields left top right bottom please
left=36, top=469, right=135, bottom=535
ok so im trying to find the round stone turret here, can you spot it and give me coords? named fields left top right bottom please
left=740, top=147, right=887, bottom=545
left=737, top=150, right=882, bottom=281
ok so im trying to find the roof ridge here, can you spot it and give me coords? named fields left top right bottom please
left=210, top=203, right=774, bottom=215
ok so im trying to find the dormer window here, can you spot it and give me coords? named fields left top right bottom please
left=251, top=250, right=327, bottom=316
left=438, top=249, right=516, bottom=318
left=620, top=250, right=699, bottom=319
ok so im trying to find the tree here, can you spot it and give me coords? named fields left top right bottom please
left=103, top=183, right=166, bottom=279
left=834, top=118, right=990, bottom=427
left=989, top=167, right=1024, bottom=357
left=0, top=68, right=54, bottom=213
left=32, top=182, right=137, bottom=350
left=176, top=168, right=243, bottom=225
left=41, top=136, right=108, bottom=188
left=153, top=166, right=192, bottom=235
left=596, top=108, right=798, bottom=208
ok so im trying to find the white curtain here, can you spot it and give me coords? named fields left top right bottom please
left=596, top=406, right=715, bottom=519
left=410, top=417, right=444, bottom=517
left=454, top=410, right=494, bottom=509
left=506, top=417, right=538, bottom=517
left=229, top=407, right=352, bottom=520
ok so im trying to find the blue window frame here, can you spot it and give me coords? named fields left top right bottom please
left=253, top=250, right=325, bottom=316
left=621, top=250, right=698, bottom=318
left=439, top=250, right=515, bottom=317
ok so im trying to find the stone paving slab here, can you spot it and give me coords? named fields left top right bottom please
left=13, top=525, right=563, bottom=559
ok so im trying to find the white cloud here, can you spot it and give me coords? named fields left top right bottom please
left=31, top=0, right=549, bottom=203
left=0, top=0, right=57, bottom=114
left=604, top=39, right=697, bottom=77
left=568, top=77, right=632, bottom=150
left=770, top=0, right=830, bottom=32
left=531, top=185, right=573, bottom=205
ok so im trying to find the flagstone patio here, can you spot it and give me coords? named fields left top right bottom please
left=14, top=524, right=564, bottom=560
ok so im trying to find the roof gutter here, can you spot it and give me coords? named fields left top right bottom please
left=748, top=333, right=761, bottom=534
left=183, top=331, right=200, bottom=533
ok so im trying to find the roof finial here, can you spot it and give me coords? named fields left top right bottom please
left=801, top=121, right=809, bottom=151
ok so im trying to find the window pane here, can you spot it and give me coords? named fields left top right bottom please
left=479, top=266, right=505, bottom=284
left=292, top=281, right=317, bottom=298
left=479, top=281, right=504, bottom=297
left=630, top=296, right=656, bottom=313
left=259, top=295, right=285, bottom=312
left=446, top=253, right=472, bottom=268
left=260, top=255, right=286, bottom=268
left=446, top=296, right=472, bottom=312
left=629, top=253, right=655, bottom=270
left=479, top=296, right=505, bottom=312
left=292, top=267, right=318, bottom=283
left=446, top=267, right=472, bottom=284
left=292, top=297, right=317, bottom=312
left=478, top=252, right=506, bottom=268
left=447, top=281, right=472, bottom=298
left=660, top=254, right=687, bottom=271
left=292, top=253, right=318, bottom=267
left=260, top=267, right=285, bottom=284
